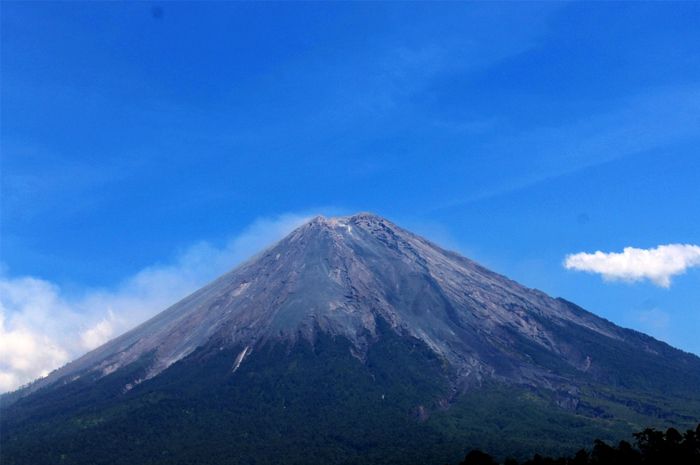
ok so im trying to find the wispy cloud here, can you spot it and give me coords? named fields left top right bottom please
left=0, top=213, right=311, bottom=393
left=433, top=86, right=700, bottom=211
left=564, top=244, right=700, bottom=287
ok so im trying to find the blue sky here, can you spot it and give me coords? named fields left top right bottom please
left=1, top=2, right=700, bottom=390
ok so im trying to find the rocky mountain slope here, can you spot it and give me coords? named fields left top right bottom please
left=2, top=213, right=699, bottom=464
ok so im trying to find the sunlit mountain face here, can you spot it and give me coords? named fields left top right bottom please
left=3, top=213, right=700, bottom=465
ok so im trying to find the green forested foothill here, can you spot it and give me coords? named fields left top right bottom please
left=2, top=332, right=699, bottom=465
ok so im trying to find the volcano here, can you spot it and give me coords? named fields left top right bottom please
left=2, top=213, right=699, bottom=465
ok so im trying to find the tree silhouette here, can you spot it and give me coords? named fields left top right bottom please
left=458, top=449, right=498, bottom=465
left=454, top=423, right=700, bottom=465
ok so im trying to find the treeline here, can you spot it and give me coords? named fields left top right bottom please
left=458, top=424, right=700, bottom=465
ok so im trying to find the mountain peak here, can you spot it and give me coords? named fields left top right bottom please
left=293, top=211, right=410, bottom=252
left=7, top=213, right=700, bottom=465
left=306, top=212, right=388, bottom=227
left=15, top=213, right=699, bottom=404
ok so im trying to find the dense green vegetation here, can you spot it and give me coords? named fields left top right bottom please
left=2, top=330, right=446, bottom=465
left=457, top=424, right=700, bottom=465
left=2, top=328, right=699, bottom=465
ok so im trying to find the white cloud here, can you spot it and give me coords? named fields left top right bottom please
left=80, top=310, right=121, bottom=351
left=0, top=309, right=70, bottom=393
left=564, top=243, right=700, bottom=287
left=0, top=213, right=312, bottom=393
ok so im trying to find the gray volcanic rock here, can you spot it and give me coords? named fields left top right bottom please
left=18, top=213, right=698, bottom=399
left=4, top=213, right=700, bottom=465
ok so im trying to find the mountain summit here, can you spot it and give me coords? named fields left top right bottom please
left=3, top=213, right=700, bottom=465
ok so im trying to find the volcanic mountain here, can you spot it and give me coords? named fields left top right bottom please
left=2, top=213, right=700, bottom=465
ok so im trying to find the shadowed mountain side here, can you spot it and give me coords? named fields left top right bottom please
left=2, top=213, right=699, bottom=464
